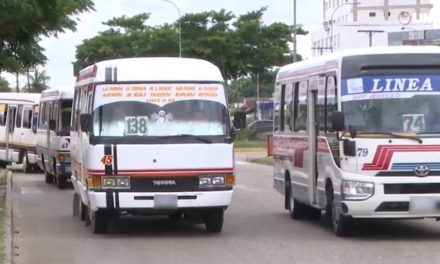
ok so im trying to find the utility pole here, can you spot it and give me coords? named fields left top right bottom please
left=357, top=29, right=385, bottom=47
left=293, top=0, right=297, bottom=62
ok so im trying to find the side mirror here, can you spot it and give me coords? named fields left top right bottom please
left=49, top=119, right=56, bottom=131
left=230, top=127, right=236, bottom=141
left=80, top=114, right=92, bottom=133
left=332, top=111, right=345, bottom=132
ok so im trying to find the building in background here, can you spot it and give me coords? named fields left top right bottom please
left=311, top=0, right=434, bottom=56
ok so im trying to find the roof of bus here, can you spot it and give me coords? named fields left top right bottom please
left=0, top=92, right=40, bottom=104
left=76, top=57, right=224, bottom=85
left=40, top=87, right=74, bottom=101
left=277, top=45, right=440, bottom=79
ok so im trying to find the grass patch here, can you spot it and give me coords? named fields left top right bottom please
left=234, top=140, right=267, bottom=149
left=248, top=157, right=274, bottom=166
left=0, top=170, right=6, bottom=263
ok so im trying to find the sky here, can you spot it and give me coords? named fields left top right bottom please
left=2, top=0, right=322, bottom=89
left=3, top=0, right=439, bottom=89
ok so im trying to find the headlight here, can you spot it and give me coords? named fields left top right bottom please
left=342, top=181, right=374, bottom=200
left=199, top=176, right=212, bottom=186
left=102, top=176, right=131, bottom=189
left=199, top=175, right=226, bottom=188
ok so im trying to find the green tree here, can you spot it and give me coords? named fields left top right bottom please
left=73, top=8, right=308, bottom=102
left=0, top=77, right=10, bottom=92
left=0, top=0, right=94, bottom=73
left=26, top=70, right=50, bottom=93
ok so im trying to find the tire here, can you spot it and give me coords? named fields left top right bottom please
left=168, top=212, right=184, bottom=221
left=45, top=170, right=54, bottom=184
left=73, top=193, right=79, bottom=217
left=286, top=179, right=307, bottom=220
left=307, top=207, right=322, bottom=221
left=79, top=198, right=86, bottom=221
left=22, top=152, right=32, bottom=174
left=56, top=175, right=67, bottom=189
left=90, top=209, right=109, bottom=234
left=331, top=200, right=351, bottom=237
left=0, top=161, right=7, bottom=169
left=204, top=209, right=224, bottom=233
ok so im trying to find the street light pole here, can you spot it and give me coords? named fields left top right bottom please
left=162, top=0, right=182, bottom=57
left=357, top=29, right=385, bottom=47
left=293, top=0, right=297, bottom=62
left=329, top=1, right=360, bottom=52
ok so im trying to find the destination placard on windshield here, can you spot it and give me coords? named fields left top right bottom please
left=341, top=75, right=440, bottom=102
left=93, top=83, right=225, bottom=109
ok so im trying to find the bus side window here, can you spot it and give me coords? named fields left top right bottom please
left=280, top=84, right=286, bottom=132
left=273, top=84, right=281, bottom=132
left=38, top=102, right=45, bottom=129
left=0, top=104, right=6, bottom=126
left=326, top=75, right=337, bottom=132
left=23, top=109, right=32, bottom=129
left=16, top=105, right=23, bottom=128
left=294, top=81, right=308, bottom=131
left=72, top=87, right=81, bottom=131
left=283, top=83, right=294, bottom=132
left=317, top=76, right=326, bottom=132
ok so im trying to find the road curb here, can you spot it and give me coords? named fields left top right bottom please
left=5, top=171, right=12, bottom=264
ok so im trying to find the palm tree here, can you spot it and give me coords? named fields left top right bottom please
left=28, top=69, right=50, bottom=92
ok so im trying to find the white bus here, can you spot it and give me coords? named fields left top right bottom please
left=273, top=46, right=440, bottom=236
left=71, top=57, right=234, bottom=234
left=36, top=87, right=74, bottom=188
left=0, top=93, right=40, bottom=172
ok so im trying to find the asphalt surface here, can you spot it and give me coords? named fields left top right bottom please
left=9, top=152, right=440, bottom=264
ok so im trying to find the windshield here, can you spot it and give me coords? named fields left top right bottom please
left=342, top=74, right=440, bottom=134
left=59, top=99, right=72, bottom=136
left=92, top=83, right=229, bottom=142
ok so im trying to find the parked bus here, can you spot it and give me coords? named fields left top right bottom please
left=36, top=87, right=74, bottom=188
left=0, top=93, right=40, bottom=173
left=71, top=57, right=234, bottom=234
left=273, top=46, right=440, bottom=236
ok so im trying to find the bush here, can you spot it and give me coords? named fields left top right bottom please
left=235, top=128, right=257, bottom=141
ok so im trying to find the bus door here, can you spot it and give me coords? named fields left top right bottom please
left=6, top=105, right=17, bottom=162
left=306, top=77, right=319, bottom=205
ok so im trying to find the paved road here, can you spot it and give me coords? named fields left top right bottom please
left=9, top=154, right=440, bottom=264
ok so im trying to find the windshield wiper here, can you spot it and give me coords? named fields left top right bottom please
left=355, top=131, right=423, bottom=143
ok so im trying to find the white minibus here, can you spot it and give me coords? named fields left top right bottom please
left=273, top=46, right=440, bottom=236
left=36, top=87, right=73, bottom=188
left=71, top=57, right=234, bottom=234
left=0, top=93, right=40, bottom=172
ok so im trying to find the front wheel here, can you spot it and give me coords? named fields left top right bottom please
left=331, top=200, right=351, bottom=237
left=22, top=152, right=32, bottom=174
left=204, top=209, right=224, bottom=233
left=56, top=175, right=67, bottom=189
left=90, top=209, right=110, bottom=234
left=45, top=170, right=54, bottom=184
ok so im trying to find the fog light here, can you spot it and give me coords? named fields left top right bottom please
left=116, top=176, right=130, bottom=188
left=102, top=177, right=116, bottom=188
left=342, top=181, right=374, bottom=200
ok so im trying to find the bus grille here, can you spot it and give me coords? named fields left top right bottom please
left=130, top=177, right=198, bottom=192
left=384, top=183, right=440, bottom=194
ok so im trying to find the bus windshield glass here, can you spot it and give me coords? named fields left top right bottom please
left=341, top=74, right=440, bottom=134
left=59, top=99, right=72, bottom=136
left=92, top=83, right=229, bottom=141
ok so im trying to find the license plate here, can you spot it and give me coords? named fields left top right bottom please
left=409, top=196, right=440, bottom=214
left=154, top=195, right=178, bottom=209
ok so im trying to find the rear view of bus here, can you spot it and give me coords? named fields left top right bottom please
left=71, top=57, right=234, bottom=234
